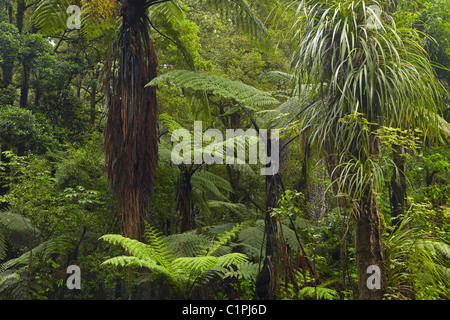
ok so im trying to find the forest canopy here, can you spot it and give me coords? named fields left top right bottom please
left=0, top=0, right=449, bottom=301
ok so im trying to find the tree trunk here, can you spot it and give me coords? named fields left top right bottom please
left=178, top=170, right=193, bottom=233
left=20, top=66, right=30, bottom=109
left=90, top=80, right=98, bottom=127
left=390, top=144, right=407, bottom=228
left=355, top=129, right=386, bottom=300
left=355, top=183, right=386, bottom=300
left=104, top=0, right=158, bottom=240
left=1, top=66, right=13, bottom=91
left=255, top=173, right=282, bottom=300
left=296, top=130, right=311, bottom=218
left=256, top=131, right=282, bottom=300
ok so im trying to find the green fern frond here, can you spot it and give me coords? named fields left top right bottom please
left=148, top=0, right=186, bottom=27
left=172, top=255, right=219, bottom=273
left=298, top=286, right=339, bottom=300
left=159, top=113, right=185, bottom=135
left=173, top=252, right=247, bottom=274
left=416, top=239, right=450, bottom=261
left=144, top=224, right=177, bottom=267
left=237, top=220, right=265, bottom=253
left=192, top=170, right=233, bottom=200
left=0, top=271, right=20, bottom=287
left=1, top=235, right=74, bottom=271
left=207, top=201, right=247, bottom=215
left=101, top=255, right=173, bottom=277
left=146, top=70, right=279, bottom=109
left=199, top=0, right=269, bottom=48
left=201, top=222, right=248, bottom=256
left=33, top=0, right=72, bottom=36
left=0, top=209, right=37, bottom=235
left=166, top=232, right=210, bottom=257
left=217, top=253, right=248, bottom=268
left=99, top=234, right=156, bottom=262
left=223, top=261, right=259, bottom=280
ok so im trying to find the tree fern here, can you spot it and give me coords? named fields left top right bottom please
left=100, top=222, right=251, bottom=298
left=147, top=70, right=279, bottom=109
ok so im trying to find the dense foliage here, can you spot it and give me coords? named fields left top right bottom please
left=0, top=0, right=448, bottom=300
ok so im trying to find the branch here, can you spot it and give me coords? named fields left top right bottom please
left=281, top=100, right=317, bottom=133
left=233, top=99, right=260, bottom=134
left=280, top=126, right=311, bottom=153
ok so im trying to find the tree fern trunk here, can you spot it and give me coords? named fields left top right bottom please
left=104, top=0, right=158, bottom=240
left=256, top=131, right=282, bottom=300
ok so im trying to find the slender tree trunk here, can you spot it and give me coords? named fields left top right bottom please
left=390, top=144, right=407, bottom=228
left=256, top=131, right=282, bottom=300
left=8, top=4, right=13, bottom=24
left=255, top=172, right=282, bottom=300
left=20, top=66, right=30, bottom=109
left=1, top=66, right=13, bottom=91
left=296, top=130, right=311, bottom=218
left=16, top=0, right=26, bottom=34
left=90, top=77, right=98, bottom=127
left=178, top=170, right=193, bottom=233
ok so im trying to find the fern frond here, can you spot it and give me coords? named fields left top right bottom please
left=198, top=0, right=269, bottom=49
left=237, top=220, right=265, bottom=253
left=159, top=113, right=185, bottom=135
left=191, top=170, right=233, bottom=200
left=172, top=255, right=219, bottom=273
left=144, top=224, right=177, bottom=267
left=223, top=261, right=259, bottom=280
left=173, top=252, right=247, bottom=274
left=207, top=201, right=247, bottom=214
left=148, top=0, right=186, bottom=27
left=0, top=209, right=37, bottom=235
left=298, top=286, right=339, bottom=300
left=99, top=234, right=156, bottom=262
left=101, top=255, right=172, bottom=276
left=216, top=252, right=248, bottom=268
left=33, top=0, right=72, bottom=36
left=1, top=235, right=74, bottom=271
left=0, top=271, right=20, bottom=287
left=146, top=70, right=279, bottom=109
left=201, top=222, right=248, bottom=256
left=166, top=232, right=210, bottom=257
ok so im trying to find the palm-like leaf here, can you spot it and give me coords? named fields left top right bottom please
left=288, top=0, right=444, bottom=148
